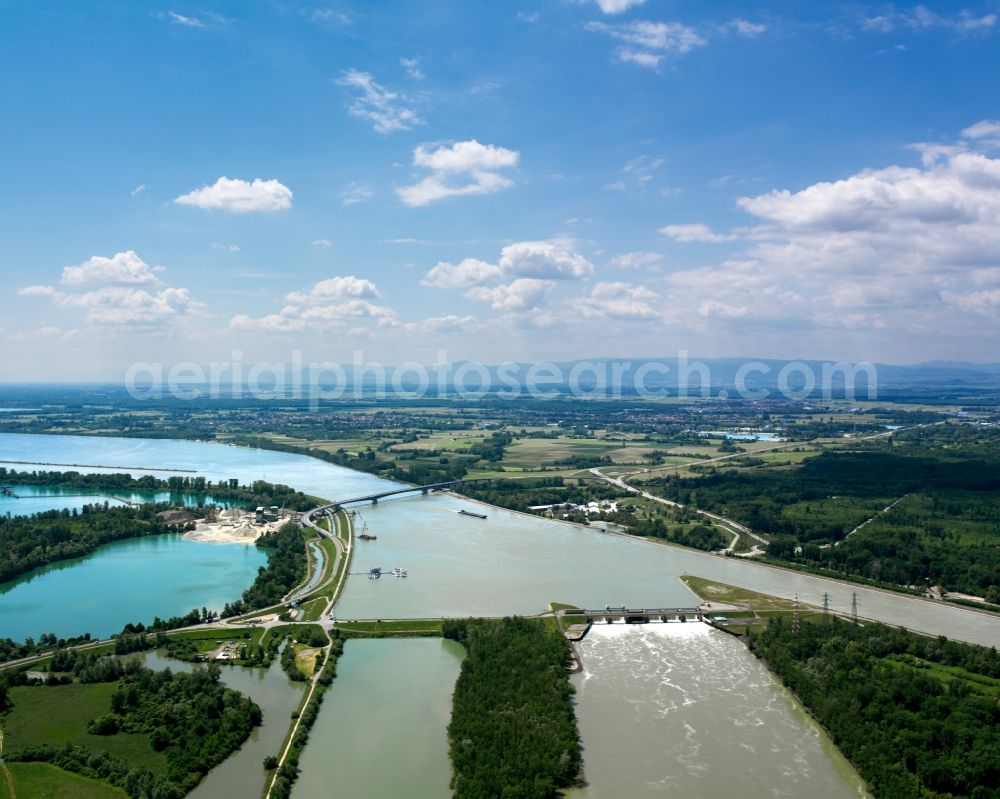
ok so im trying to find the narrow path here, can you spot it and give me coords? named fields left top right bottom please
left=843, top=495, right=908, bottom=542
left=588, top=467, right=770, bottom=549
left=0, top=727, right=16, bottom=799
left=263, top=634, right=332, bottom=799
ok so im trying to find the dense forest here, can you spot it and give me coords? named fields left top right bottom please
left=0, top=503, right=179, bottom=583
left=749, top=618, right=1000, bottom=799
left=651, top=426, right=1000, bottom=595
left=0, top=467, right=316, bottom=510
left=7, top=663, right=261, bottom=799
left=222, top=522, right=307, bottom=616
left=444, top=617, right=582, bottom=799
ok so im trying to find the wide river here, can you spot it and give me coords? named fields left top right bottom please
left=569, top=623, right=868, bottom=798
left=1, top=432, right=998, bottom=647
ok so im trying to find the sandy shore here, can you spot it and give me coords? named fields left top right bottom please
left=183, top=521, right=262, bottom=544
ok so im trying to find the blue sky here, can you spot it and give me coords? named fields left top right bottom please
left=1, top=0, right=999, bottom=380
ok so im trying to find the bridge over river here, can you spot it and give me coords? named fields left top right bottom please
left=304, top=477, right=499, bottom=518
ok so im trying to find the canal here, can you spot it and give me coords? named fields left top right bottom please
left=292, top=637, right=464, bottom=799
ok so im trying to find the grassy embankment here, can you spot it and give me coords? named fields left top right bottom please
left=680, top=575, right=825, bottom=634
left=334, top=619, right=443, bottom=637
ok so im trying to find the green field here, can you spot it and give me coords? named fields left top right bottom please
left=501, top=437, right=618, bottom=468
left=334, top=619, right=443, bottom=635
left=390, top=431, right=487, bottom=451
left=2, top=683, right=166, bottom=774
left=883, top=654, right=1000, bottom=697
left=2, top=762, right=127, bottom=799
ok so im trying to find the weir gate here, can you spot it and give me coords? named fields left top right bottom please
left=562, top=607, right=704, bottom=625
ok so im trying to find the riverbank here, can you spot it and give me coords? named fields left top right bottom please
left=0, top=458, right=196, bottom=473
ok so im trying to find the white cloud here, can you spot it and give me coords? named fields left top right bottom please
left=341, top=181, right=374, bottom=206
left=422, top=239, right=594, bottom=298
left=174, top=177, right=293, bottom=213
left=230, top=276, right=397, bottom=334
left=861, top=6, right=996, bottom=34
left=405, top=314, right=481, bottom=334
left=498, top=239, right=594, bottom=280
left=52, top=287, right=200, bottom=326
left=413, top=140, right=519, bottom=172
left=862, top=15, right=895, bottom=33
left=312, top=239, right=332, bottom=249
left=422, top=258, right=502, bottom=288
left=59, top=251, right=164, bottom=285
left=337, top=69, right=420, bottom=134
left=397, top=173, right=513, bottom=206
left=608, top=251, right=663, bottom=270
left=311, top=8, right=351, bottom=25
left=659, top=223, right=733, bottom=243
left=610, top=154, right=668, bottom=190
left=573, top=281, right=660, bottom=319
left=211, top=243, right=240, bottom=253
left=21, top=251, right=200, bottom=329
left=909, top=6, right=995, bottom=32
left=162, top=11, right=205, bottom=28
left=725, top=19, right=767, bottom=37
left=588, top=0, right=647, bottom=14
left=131, top=184, right=147, bottom=197
left=400, top=57, right=424, bottom=80
left=287, top=276, right=381, bottom=304
left=587, top=20, right=707, bottom=66
left=656, top=135, right=1000, bottom=351
left=397, top=140, right=519, bottom=206
left=941, top=288, right=1000, bottom=316
left=617, top=48, right=662, bottom=68
left=735, top=153, right=1000, bottom=229
left=466, top=278, right=555, bottom=311
left=963, top=119, right=1000, bottom=147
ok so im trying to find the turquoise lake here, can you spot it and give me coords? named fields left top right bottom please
left=0, top=534, right=267, bottom=641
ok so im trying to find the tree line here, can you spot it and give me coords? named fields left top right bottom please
left=0, top=467, right=315, bottom=510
